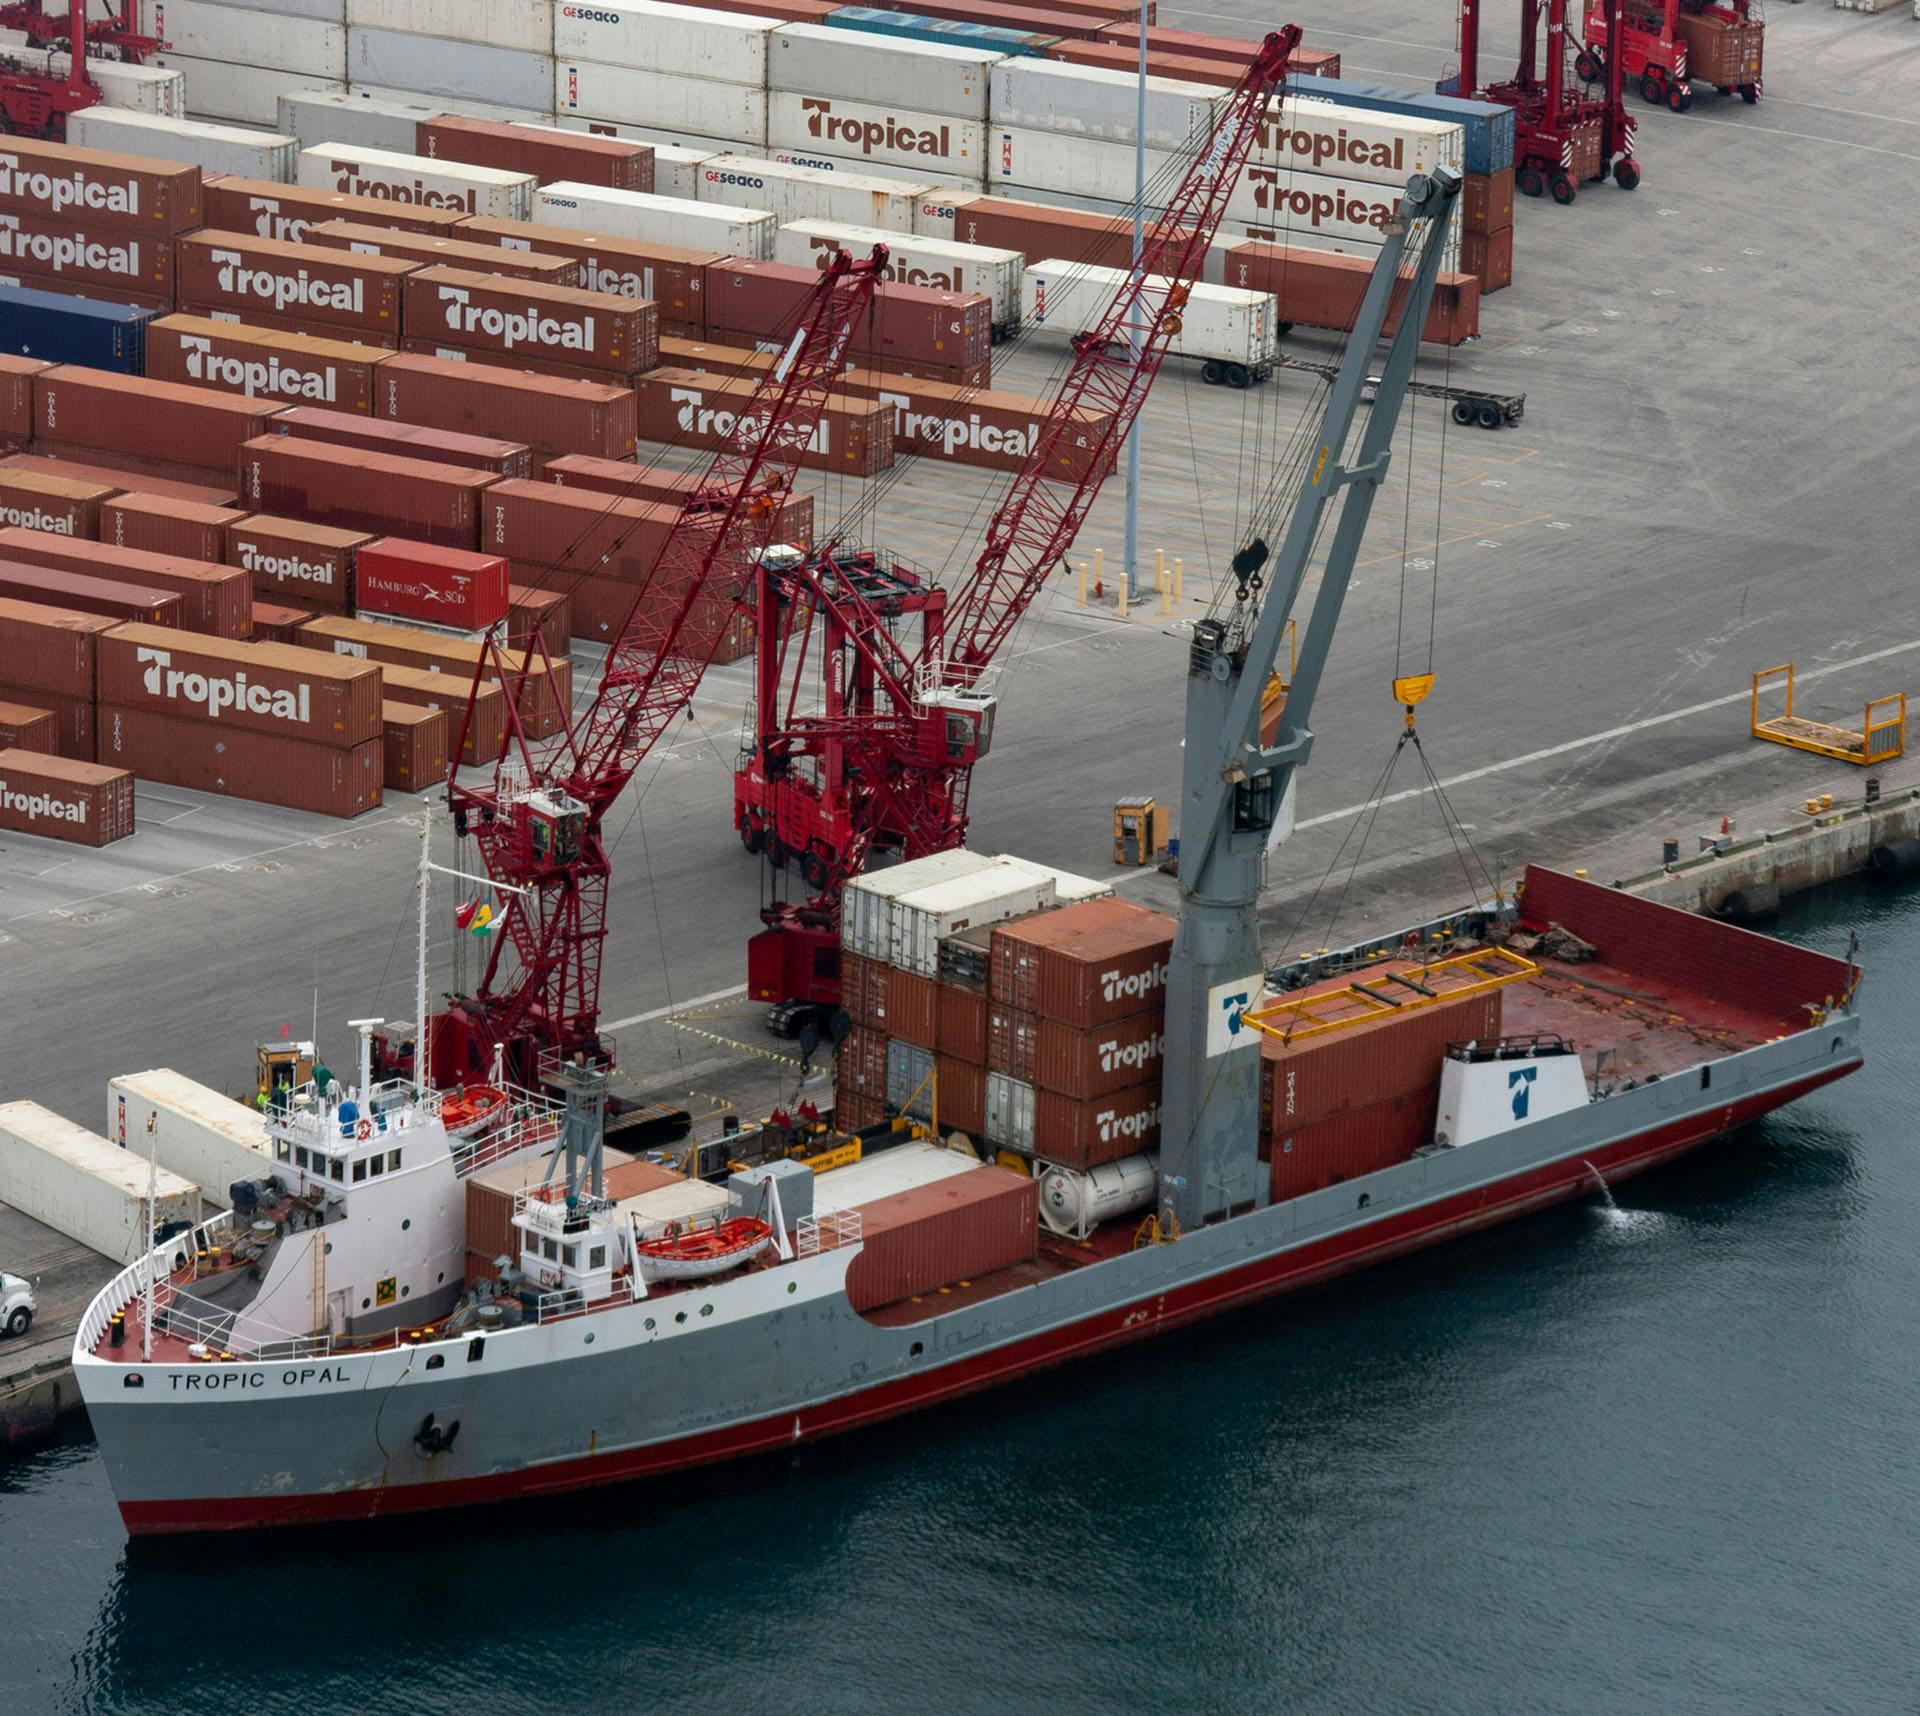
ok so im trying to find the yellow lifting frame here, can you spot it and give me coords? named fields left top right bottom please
left=1241, top=945, right=1538, bottom=1044
left=1751, top=663, right=1907, bottom=767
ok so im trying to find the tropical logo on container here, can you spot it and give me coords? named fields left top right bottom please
left=0, top=777, right=85, bottom=823
left=234, top=542, right=338, bottom=586
left=0, top=502, right=77, bottom=534
left=876, top=390, right=1034, bottom=461
left=672, top=386, right=831, bottom=455
left=800, top=99, right=954, bottom=162
left=243, top=196, right=310, bottom=243
left=1095, top=1100, right=1160, bottom=1144
left=805, top=234, right=959, bottom=295
left=211, top=247, right=364, bottom=314
left=1098, top=1031, right=1164, bottom=1076
left=180, top=334, right=337, bottom=402
left=1100, top=960, right=1169, bottom=1005
left=1251, top=118, right=1408, bottom=173
left=329, top=162, right=476, bottom=214
left=0, top=216, right=141, bottom=278
left=436, top=285, right=596, bottom=352
left=0, top=152, right=139, bottom=216
left=1243, top=168, right=1395, bottom=233
left=136, top=646, right=312, bottom=724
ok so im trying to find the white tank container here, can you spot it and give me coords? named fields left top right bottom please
left=909, top=188, right=982, bottom=237
left=554, top=0, right=779, bottom=83
left=158, top=59, right=342, bottom=127
left=767, top=144, right=979, bottom=192
left=813, top=1140, right=981, bottom=1214
left=701, top=157, right=924, bottom=234
left=68, top=110, right=300, bottom=180
left=558, top=61, right=766, bottom=148
left=347, top=28, right=553, bottom=112
left=776, top=218, right=1021, bottom=326
left=890, top=864, right=1057, bottom=979
left=530, top=125, right=713, bottom=198
left=1259, top=96, right=1464, bottom=189
left=989, top=59, right=1224, bottom=150
left=347, top=85, right=550, bottom=126
left=2, top=46, right=186, bottom=115
left=279, top=88, right=440, bottom=152
left=147, top=0, right=346, bottom=75
left=0, top=1101, right=200, bottom=1265
left=767, top=23, right=998, bottom=122
left=1022, top=259, right=1277, bottom=372
left=107, top=1070, right=273, bottom=1207
left=532, top=180, right=775, bottom=259
left=1035, top=1153, right=1156, bottom=1240
left=767, top=89, right=984, bottom=182
left=984, top=1070, right=1032, bottom=1151
left=299, top=142, right=536, bottom=218
left=349, top=0, right=556, bottom=57
left=841, top=847, right=999, bottom=962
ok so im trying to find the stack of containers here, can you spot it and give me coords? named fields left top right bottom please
left=175, top=229, right=414, bottom=348
left=31, top=367, right=281, bottom=489
left=632, top=367, right=893, bottom=476
left=458, top=215, right=724, bottom=333
left=373, top=351, right=639, bottom=468
left=269, top=404, right=534, bottom=477
left=198, top=174, right=476, bottom=244
left=0, top=526, right=254, bottom=638
left=228, top=515, right=374, bottom=613
left=0, top=596, right=118, bottom=758
left=0, top=138, right=202, bottom=314
left=346, top=0, right=557, bottom=122
left=553, top=0, right=781, bottom=154
left=279, top=90, right=453, bottom=154
left=102, top=493, right=246, bottom=561
left=0, top=358, right=40, bottom=453
left=240, top=434, right=500, bottom=548
left=694, top=155, right=928, bottom=233
left=143, top=0, right=348, bottom=125
left=398, top=266, right=661, bottom=384
left=302, top=221, right=582, bottom=286
left=532, top=183, right=777, bottom=262
left=770, top=218, right=1022, bottom=336
left=417, top=114, right=656, bottom=192
left=144, top=314, right=394, bottom=409
left=65, top=109, right=300, bottom=181
left=95, top=621, right=387, bottom=814
left=0, top=565, right=181, bottom=627
left=0, top=463, right=111, bottom=536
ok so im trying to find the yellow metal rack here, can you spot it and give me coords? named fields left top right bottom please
left=1750, top=664, right=1906, bottom=766
left=1241, top=946, right=1538, bottom=1044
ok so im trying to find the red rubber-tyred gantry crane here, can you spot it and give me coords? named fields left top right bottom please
left=0, top=0, right=156, bottom=137
left=734, top=27, right=1304, bottom=1012
left=432, top=245, right=890, bottom=1088
left=1576, top=0, right=1763, bottom=114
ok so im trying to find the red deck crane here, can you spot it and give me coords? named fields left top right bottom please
left=0, top=0, right=156, bottom=138
left=734, top=28, right=1303, bottom=1012
left=431, top=246, right=889, bottom=1087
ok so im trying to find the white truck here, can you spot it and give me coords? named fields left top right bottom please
left=1, top=1271, right=34, bottom=1338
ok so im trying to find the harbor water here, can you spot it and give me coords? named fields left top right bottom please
left=4, top=875, right=1915, bottom=1716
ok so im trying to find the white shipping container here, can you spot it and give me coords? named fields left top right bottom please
left=909, top=188, right=983, bottom=237
left=530, top=124, right=715, bottom=197
left=889, top=864, right=1057, bottom=978
left=1258, top=96, right=1464, bottom=190
left=148, top=0, right=345, bottom=73
left=160, top=58, right=344, bottom=126
left=813, top=1140, right=982, bottom=1214
left=767, top=89, right=984, bottom=181
left=533, top=180, right=775, bottom=259
left=0, top=1101, right=200, bottom=1266
left=618, top=1177, right=730, bottom=1238
left=349, top=0, right=555, bottom=56
left=67, top=109, right=300, bottom=180
left=558, top=61, right=766, bottom=149
left=700, top=155, right=925, bottom=234
left=106, top=1071, right=273, bottom=1210
left=767, top=22, right=998, bottom=122
left=554, top=0, right=778, bottom=83
left=0, top=42, right=186, bottom=114
left=989, top=854, right=1112, bottom=904
left=173, top=0, right=344, bottom=17
left=347, top=27, right=553, bottom=112
left=280, top=88, right=442, bottom=152
left=984, top=1070, right=1032, bottom=1151
left=767, top=144, right=979, bottom=193
left=776, top=218, right=1021, bottom=327
left=349, top=84, right=550, bottom=125
left=299, top=142, right=536, bottom=218
left=989, top=59, right=1224, bottom=150
left=842, top=847, right=999, bottom=961
left=1022, top=258, right=1277, bottom=373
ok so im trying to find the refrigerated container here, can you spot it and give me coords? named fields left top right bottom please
left=1257, top=95, right=1464, bottom=189
left=842, top=847, right=998, bottom=961
left=768, top=22, right=998, bottom=119
left=985, top=1071, right=1160, bottom=1168
left=0, top=1102, right=198, bottom=1264
left=698, top=156, right=924, bottom=233
left=557, top=61, right=768, bottom=149
left=1297, top=75, right=1513, bottom=175
left=150, top=57, right=343, bottom=127
left=279, top=89, right=449, bottom=154
left=890, top=865, right=1057, bottom=978
left=989, top=57, right=1222, bottom=148
left=349, top=0, right=558, bottom=57
left=775, top=217, right=1019, bottom=330
left=533, top=181, right=776, bottom=260
left=345, top=28, right=555, bottom=113
left=66, top=109, right=300, bottom=181
left=144, top=0, right=347, bottom=73
left=1022, top=259, right=1275, bottom=382
left=1, top=44, right=185, bottom=116
left=553, top=0, right=781, bottom=81
left=296, top=143, right=536, bottom=220
left=765, top=89, right=984, bottom=180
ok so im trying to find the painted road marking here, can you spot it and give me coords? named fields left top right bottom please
left=604, top=983, right=751, bottom=1029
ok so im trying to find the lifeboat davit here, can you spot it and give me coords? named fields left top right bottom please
left=637, top=1217, right=774, bottom=1283
left=441, top=1083, right=509, bottom=1139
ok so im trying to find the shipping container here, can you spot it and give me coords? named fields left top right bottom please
left=240, top=433, right=496, bottom=548
left=0, top=528, right=252, bottom=637
left=380, top=659, right=505, bottom=764
left=935, top=976, right=990, bottom=1064
left=838, top=1161, right=1037, bottom=1311
left=774, top=218, right=1018, bottom=330
left=479, top=477, right=678, bottom=580
left=250, top=599, right=313, bottom=643
left=698, top=156, right=924, bottom=234
left=380, top=697, right=447, bottom=791
left=554, top=0, right=780, bottom=81
left=770, top=22, right=996, bottom=119
left=463, top=1142, right=649, bottom=1268
left=991, top=58, right=1222, bottom=149
left=269, top=404, right=532, bottom=477
left=885, top=1036, right=936, bottom=1118
left=557, top=62, right=768, bottom=151
left=933, top=1053, right=985, bottom=1136
left=1266, top=1086, right=1437, bottom=1203
left=66, top=109, right=300, bottom=181
left=0, top=684, right=91, bottom=759
left=990, top=897, right=1173, bottom=1025
left=849, top=0, right=1099, bottom=38
left=356, top=537, right=509, bottom=628
left=985, top=1070, right=1158, bottom=1168
left=989, top=1005, right=1164, bottom=1099
left=0, top=1102, right=199, bottom=1265
left=0, top=594, right=116, bottom=699
left=346, top=83, right=551, bottom=126
left=1460, top=167, right=1514, bottom=237
left=34, top=364, right=283, bottom=477
left=345, top=27, right=554, bottom=112
left=143, top=0, right=346, bottom=74
left=843, top=847, right=997, bottom=960
left=146, top=55, right=341, bottom=128
left=394, top=334, right=640, bottom=387
left=543, top=452, right=815, bottom=545
left=826, top=7, right=1057, bottom=56
left=1215, top=240, right=1480, bottom=348
left=296, top=143, right=535, bottom=220
left=200, top=173, right=473, bottom=243
left=1298, top=75, right=1514, bottom=175
left=633, top=368, right=892, bottom=475
left=534, top=181, right=775, bottom=261
left=145, top=313, right=391, bottom=412
left=104, top=1070, right=273, bottom=1209
left=812, top=1139, right=975, bottom=1210
left=0, top=208, right=177, bottom=300
left=0, top=286, right=154, bottom=371
left=402, top=265, right=657, bottom=376
left=1090, top=21, right=1330, bottom=70
left=891, top=864, right=1058, bottom=977
left=417, top=114, right=653, bottom=193
left=1459, top=225, right=1512, bottom=294
left=887, top=966, right=940, bottom=1046
left=534, top=126, right=714, bottom=199
left=377, top=351, right=638, bottom=464
left=0, top=353, right=40, bottom=449
left=833, top=1021, right=889, bottom=1098
left=101, top=492, right=243, bottom=562
left=765, top=88, right=983, bottom=181
left=507, top=581, right=570, bottom=654
left=0, top=450, right=231, bottom=508
left=98, top=699, right=384, bottom=813
left=0, top=561, right=182, bottom=627
left=0, top=699, right=58, bottom=753
left=4, top=43, right=186, bottom=116
left=304, top=219, right=579, bottom=285
left=1256, top=95, right=1465, bottom=190
left=348, top=0, right=556, bottom=54
left=0, top=134, right=203, bottom=233
left=920, top=191, right=1197, bottom=277
left=0, top=746, right=135, bottom=845
left=458, top=215, right=718, bottom=332
left=279, top=89, right=450, bottom=155
left=228, top=514, right=372, bottom=609
left=1022, top=258, right=1275, bottom=375
left=177, top=228, right=412, bottom=338
left=0, top=466, right=112, bottom=538
left=707, top=256, right=992, bottom=369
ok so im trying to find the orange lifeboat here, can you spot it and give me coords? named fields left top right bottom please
left=636, top=1217, right=774, bottom=1283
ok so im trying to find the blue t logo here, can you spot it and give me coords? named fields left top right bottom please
left=1508, top=1066, right=1538, bottom=1120
left=1222, top=992, right=1249, bottom=1036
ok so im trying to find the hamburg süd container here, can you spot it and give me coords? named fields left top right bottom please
left=0, top=562, right=180, bottom=627
left=989, top=897, right=1175, bottom=1025
left=145, top=315, right=391, bottom=412
left=65, top=108, right=299, bottom=182
left=199, top=174, right=474, bottom=244
left=774, top=217, right=1020, bottom=331
left=239, top=434, right=497, bottom=549
left=0, top=746, right=136, bottom=845
left=533, top=181, right=777, bottom=262
left=1022, top=259, right=1275, bottom=375
left=769, top=23, right=998, bottom=121
left=304, top=219, right=582, bottom=286
left=417, top=114, right=655, bottom=194
left=0, top=134, right=203, bottom=233
left=765, top=89, right=984, bottom=180
left=377, top=352, right=639, bottom=465
left=0, top=528, right=252, bottom=638
left=0, top=209, right=178, bottom=302
left=698, top=155, right=926, bottom=234
left=0, top=1102, right=198, bottom=1264
left=402, top=265, right=658, bottom=377
left=553, top=0, right=781, bottom=83
left=296, top=144, right=536, bottom=221
left=227, top=514, right=373, bottom=611
left=557, top=63, right=768, bottom=151
left=459, top=215, right=721, bottom=332
left=355, top=538, right=510, bottom=630
left=838, top=1162, right=1039, bottom=1312
left=105, top=1069, right=271, bottom=1207
left=268, top=405, right=533, bottom=478
left=99, top=701, right=385, bottom=815
left=0, top=465, right=113, bottom=538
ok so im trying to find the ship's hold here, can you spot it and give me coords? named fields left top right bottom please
left=0, top=1102, right=198, bottom=1265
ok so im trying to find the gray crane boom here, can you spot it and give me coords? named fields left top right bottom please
left=1158, top=165, right=1464, bottom=1233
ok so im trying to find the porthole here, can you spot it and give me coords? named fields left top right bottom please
left=699, top=1304, right=713, bottom=1318
left=645, top=1317, right=656, bottom=1330
left=584, top=1332, right=596, bottom=1345
left=325, top=1242, right=333, bottom=1256
left=787, top=1282, right=797, bottom=1294
left=425, top=1354, right=444, bottom=1371
left=675, top=1311, right=687, bottom=1324
left=400, top=1285, right=410, bottom=1298
left=1357, top=1193, right=1371, bottom=1210
left=361, top=1297, right=370, bottom=1310
left=910, top=1342, right=924, bottom=1358
left=402, top=1218, right=411, bottom=1231
left=436, top=1272, right=444, bottom=1285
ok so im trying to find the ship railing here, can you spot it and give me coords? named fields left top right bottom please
left=453, top=1085, right=569, bottom=1179
left=796, top=1209, right=863, bottom=1257
left=150, top=1288, right=331, bottom=1363
left=526, top=1282, right=630, bottom=1325
left=78, top=1211, right=244, bottom=1353
left=510, top=1184, right=613, bottom=1226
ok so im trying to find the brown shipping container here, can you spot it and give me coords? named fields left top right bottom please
left=1461, top=168, right=1515, bottom=236
left=1094, top=21, right=1317, bottom=65
left=0, top=355, right=45, bottom=450
left=29, top=438, right=238, bottom=491
left=835, top=1024, right=889, bottom=1100
left=507, top=583, right=571, bottom=656
left=1459, top=225, right=1513, bottom=294
left=0, top=452, right=233, bottom=508
left=836, top=1089, right=884, bottom=1133
left=239, top=436, right=495, bottom=550
left=1050, top=39, right=1242, bottom=84
left=634, top=369, right=892, bottom=477
left=97, top=702, right=382, bottom=817
left=544, top=455, right=816, bottom=547
left=1, top=267, right=171, bottom=314
left=0, top=210, right=178, bottom=300
left=1267, top=1087, right=1438, bottom=1201
left=303, top=219, right=580, bottom=287
left=250, top=600, right=313, bottom=645
left=840, top=1165, right=1038, bottom=1313
left=0, top=747, right=134, bottom=846
left=0, top=699, right=58, bottom=754
left=990, top=898, right=1174, bottom=1026
left=947, top=195, right=1193, bottom=274
left=1219, top=242, right=1480, bottom=347
left=176, top=231, right=412, bottom=339
left=176, top=307, right=399, bottom=353
left=0, top=136, right=201, bottom=233
left=102, top=493, right=245, bottom=563
left=98, top=622, right=383, bottom=747
left=381, top=699, right=448, bottom=793
left=200, top=176, right=470, bottom=246
left=0, top=561, right=181, bottom=627
left=937, top=980, right=987, bottom=1062
left=0, top=528, right=251, bottom=637
left=32, top=368, right=281, bottom=475
left=144, top=315, right=389, bottom=414
left=269, top=406, right=531, bottom=479
left=841, top=947, right=871, bottom=1027
left=380, top=662, right=506, bottom=767
left=990, top=1005, right=1165, bottom=1100
left=1031, top=1081, right=1160, bottom=1171
left=418, top=117, right=654, bottom=194
left=888, top=968, right=939, bottom=1049
left=705, top=258, right=992, bottom=371
left=228, top=515, right=371, bottom=611
left=0, top=467, right=114, bottom=539
left=935, top=1055, right=986, bottom=1138
left=458, top=218, right=719, bottom=335
left=395, top=336, right=642, bottom=390
left=480, top=478, right=679, bottom=581
left=401, top=266, right=657, bottom=377
left=378, top=354, right=637, bottom=465
left=0, top=683, right=92, bottom=759
left=514, top=568, right=633, bottom=645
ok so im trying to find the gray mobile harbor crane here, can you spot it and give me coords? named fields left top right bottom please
left=1159, top=164, right=1465, bottom=1234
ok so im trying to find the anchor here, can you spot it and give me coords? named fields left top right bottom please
left=414, top=1413, right=462, bottom=1457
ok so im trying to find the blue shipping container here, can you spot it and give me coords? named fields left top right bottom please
left=0, top=284, right=154, bottom=373
left=1295, top=75, right=1515, bottom=176
left=826, top=7, right=1057, bottom=57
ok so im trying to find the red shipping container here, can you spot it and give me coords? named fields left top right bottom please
left=0, top=684, right=91, bottom=759
left=836, top=1089, right=884, bottom=1133
left=395, top=336, right=643, bottom=389
left=1267, top=1087, right=1437, bottom=1201
left=0, top=355, right=44, bottom=450
left=398, top=266, right=656, bottom=376
left=269, top=406, right=531, bottom=480
left=145, top=314, right=389, bottom=414
left=417, top=116, right=653, bottom=194
left=32, top=368, right=281, bottom=476
left=377, top=353, right=638, bottom=466
left=228, top=515, right=372, bottom=612
left=705, top=258, right=992, bottom=372
left=990, top=1006, right=1165, bottom=1100
left=29, top=438, right=235, bottom=492
left=0, top=698, right=57, bottom=754
left=544, top=455, right=815, bottom=546
left=0, top=467, right=114, bottom=538
left=874, top=0, right=1101, bottom=37
left=1459, top=225, right=1513, bottom=294
left=1030, top=1081, right=1160, bottom=1171
left=1219, top=241, right=1480, bottom=348
left=480, top=478, right=678, bottom=582
left=356, top=539, right=510, bottom=630
left=841, top=951, right=872, bottom=1029
left=381, top=700, right=448, bottom=793
left=380, top=662, right=504, bottom=767
left=1461, top=168, right=1515, bottom=236
left=937, top=981, right=987, bottom=1063
left=0, top=136, right=202, bottom=233
left=102, top=493, right=244, bottom=563
left=942, top=195, right=1193, bottom=275
left=840, top=1165, right=1038, bottom=1313
left=634, top=369, right=892, bottom=476
left=935, top=1055, right=986, bottom=1137
left=887, top=967, right=939, bottom=1049
left=458, top=217, right=720, bottom=335
left=0, top=528, right=251, bottom=638
left=303, top=219, right=581, bottom=286
left=97, top=702, right=382, bottom=817
left=0, top=452, right=233, bottom=508
left=834, top=1023, right=889, bottom=1099
left=0, top=747, right=134, bottom=846
left=1093, top=21, right=1328, bottom=68
left=239, top=435, right=497, bottom=551
left=0, top=560, right=180, bottom=627
left=990, top=899, right=1174, bottom=1026
left=507, top=583, right=570, bottom=656
left=250, top=600, right=313, bottom=645
left=0, top=594, right=112, bottom=703
left=200, top=176, right=470, bottom=245
left=0, top=209, right=178, bottom=300
left=513, top=568, right=634, bottom=645
left=176, top=231, right=412, bottom=339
